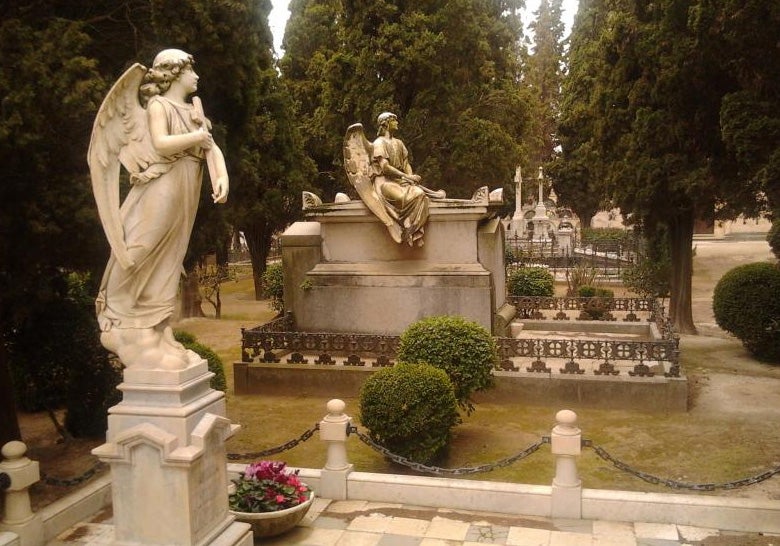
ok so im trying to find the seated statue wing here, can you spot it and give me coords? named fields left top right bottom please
left=343, top=123, right=395, bottom=227
left=87, top=63, right=156, bottom=270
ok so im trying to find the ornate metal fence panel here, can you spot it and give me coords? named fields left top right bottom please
left=507, top=296, right=655, bottom=323
left=241, top=299, right=679, bottom=377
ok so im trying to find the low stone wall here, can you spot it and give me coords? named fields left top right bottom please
left=232, top=362, right=688, bottom=412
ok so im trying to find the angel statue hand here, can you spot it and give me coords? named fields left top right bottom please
left=197, top=128, right=214, bottom=150
left=212, top=175, right=229, bottom=203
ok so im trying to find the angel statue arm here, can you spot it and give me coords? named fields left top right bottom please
left=147, top=98, right=229, bottom=203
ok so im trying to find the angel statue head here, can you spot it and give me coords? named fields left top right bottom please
left=139, top=48, right=195, bottom=105
left=376, top=111, right=398, bottom=137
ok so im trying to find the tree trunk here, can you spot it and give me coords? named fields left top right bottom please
left=180, top=269, right=205, bottom=318
left=243, top=223, right=272, bottom=300
left=668, top=211, right=697, bottom=334
left=0, top=342, right=22, bottom=446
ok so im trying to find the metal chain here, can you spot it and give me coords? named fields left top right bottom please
left=227, top=424, right=320, bottom=461
left=353, top=427, right=549, bottom=476
left=41, top=461, right=107, bottom=487
left=34, top=430, right=779, bottom=492
left=587, top=441, right=780, bottom=491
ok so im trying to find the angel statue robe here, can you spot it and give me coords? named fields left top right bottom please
left=371, top=135, right=429, bottom=246
left=96, top=95, right=204, bottom=331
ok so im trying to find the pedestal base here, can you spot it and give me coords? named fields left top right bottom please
left=551, top=481, right=582, bottom=519
left=284, top=198, right=512, bottom=336
left=92, top=360, right=241, bottom=546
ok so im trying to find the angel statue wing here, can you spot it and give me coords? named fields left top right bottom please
left=87, top=63, right=157, bottom=270
left=343, top=123, right=395, bottom=228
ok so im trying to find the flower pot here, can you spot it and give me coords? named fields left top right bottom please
left=230, top=493, right=315, bottom=538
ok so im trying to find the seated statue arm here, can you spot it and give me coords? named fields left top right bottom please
left=377, top=156, right=421, bottom=184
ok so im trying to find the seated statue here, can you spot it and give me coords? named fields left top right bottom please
left=344, top=112, right=445, bottom=246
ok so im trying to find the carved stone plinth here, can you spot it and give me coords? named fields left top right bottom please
left=92, top=360, right=251, bottom=546
left=284, top=196, right=514, bottom=336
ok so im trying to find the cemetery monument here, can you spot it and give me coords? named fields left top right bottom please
left=87, top=49, right=251, bottom=546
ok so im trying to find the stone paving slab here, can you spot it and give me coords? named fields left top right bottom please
left=47, top=499, right=779, bottom=546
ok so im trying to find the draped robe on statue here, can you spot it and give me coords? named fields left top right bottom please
left=96, top=96, right=204, bottom=331
left=371, top=135, right=429, bottom=246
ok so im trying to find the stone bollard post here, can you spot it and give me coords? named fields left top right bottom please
left=0, top=442, right=44, bottom=546
left=550, top=409, right=582, bottom=519
left=318, top=399, right=353, bottom=500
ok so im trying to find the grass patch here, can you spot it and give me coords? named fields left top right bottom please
left=177, top=241, right=780, bottom=498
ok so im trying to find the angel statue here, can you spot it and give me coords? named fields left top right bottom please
left=88, top=49, right=229, bottom=370
left=344, top=112, right=445, bottom=246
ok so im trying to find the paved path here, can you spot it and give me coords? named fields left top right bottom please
left=52, top=499, right=776, bottom=546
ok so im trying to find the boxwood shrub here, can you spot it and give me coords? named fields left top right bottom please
left=507, top=267, right=554, bottom=297
left=262, top=262, right=284, bottom=312
left=577, top=285, right=614, bottom=298
left=576, top=286, right=615, bottom=320
left=174, top=331, right=227, bottom=391
left=397, top=316, right=496, bottom=414
left=359, top=362, right=459, bottom=464
left=768, top=217, right=780, bottom=261
left=713, top=262, right=780, bottom=363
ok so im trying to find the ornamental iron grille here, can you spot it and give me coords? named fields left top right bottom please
left=240, top=299, right=680, bottom=377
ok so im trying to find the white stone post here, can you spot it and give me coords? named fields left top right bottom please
left=0, top=442, right=43, bottom=546
left=550, top=410, right=582, bottom=519
left=318, top=399, right=353, bottom=500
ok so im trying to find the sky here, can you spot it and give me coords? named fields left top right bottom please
left=268, top=0, right=580, bottom=56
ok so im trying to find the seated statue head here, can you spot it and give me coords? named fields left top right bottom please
left=376, top=111, right=398, bottom=136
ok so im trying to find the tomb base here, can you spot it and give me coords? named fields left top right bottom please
left=283, top=195, right=513, bottom=336
left=92, top=360, right=251, bottom=546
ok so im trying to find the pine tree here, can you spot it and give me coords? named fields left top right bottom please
left=282, top=0, right=534, bottom=199
left=279, top=0, right=344, bottom=197
left=557, top=0, right=777, bottom=333
left=552, top=0, right=608, bottom=225
left=0, top=14, right=109, bottom=443
left=525, top=0, right=566, bottom=170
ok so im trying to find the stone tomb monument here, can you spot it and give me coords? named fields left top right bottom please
left=282, top=113, right=514, bottom=336
left=87, top=50, right=250, bottom=546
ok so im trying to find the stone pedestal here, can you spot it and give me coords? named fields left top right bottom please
left=318, top=400, right=353, bottom=501
left=550, top=410, right=582, bottom=519
left=557, top=228, right=573, bottom=254
left=0, top=442, right=43, bottom=546
left=92, top=360, right=252, bottom=546
left=283, top=194, right=514, bottom=336
left=531, top=203, right=552, bottom=242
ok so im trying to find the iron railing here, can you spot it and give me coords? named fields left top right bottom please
left=240, top=298, right=680, bottom=377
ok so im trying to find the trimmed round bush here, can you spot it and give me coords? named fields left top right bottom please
left=713, top=262, right=780, bottom=363
left=359, top=363, right=459, bottom=464
left=507, top=267, right=554, bottom=297
left=768, top=217, right=780, bottom=261
left=577, top=286, right=615, bottom=320
left=174, top=331, right=227, bottom=391
left=397, top=316, right=497, bottom=414
left=262, top=262, right=284, bottom=312
left=577, top=286, right=614, bottom=298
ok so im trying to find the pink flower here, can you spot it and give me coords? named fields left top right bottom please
left=229, top=461, right=311, bottom=513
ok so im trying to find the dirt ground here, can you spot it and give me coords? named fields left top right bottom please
left=16, top=236, right=780, bottom=509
